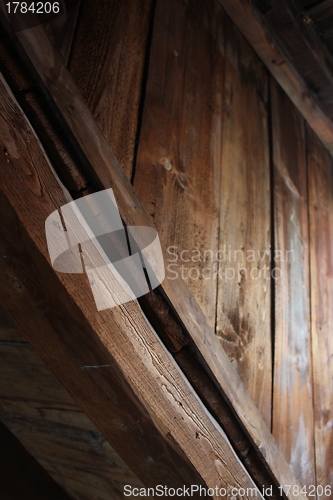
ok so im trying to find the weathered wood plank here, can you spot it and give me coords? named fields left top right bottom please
left=134, top=0, right=225, bottom=328
left=0, top=421, right=73, bottom=500
left=68, top=0, right=154, bottom=179
left=271, top=77, right=315, bottom=487
left=0, top=19, right=309, bottom=497
left=215, top=15, right=271, bottom=427
left=217, top=0, right=333, bottom=156
left=0, top=73, right=262, bottom=498
left=307, top=124, right=333, bottom=489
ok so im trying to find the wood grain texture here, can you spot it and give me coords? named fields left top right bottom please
left=215, top=15, right=271, bottom=427
left=0, top=333, right=149, bottom=500
left=3, top=21, right=310, bottom=497
left=0, top=421, right=73, bottom=500
left=0, top=33, right=89, bottom=193
left=271, top=77, right=315, bottom=488
left=0, top=74, right=262, bottom=498
left=307, top=124, right=333, bottom=489
left=134, top=0, right=225, bottom=327
left=68, top=0, right=153, bottom=179
left=44, top=1, right=82, bottom=65
left=217, top=0, right=333, bottom=156
left=174, top=349, right=282, bottom=499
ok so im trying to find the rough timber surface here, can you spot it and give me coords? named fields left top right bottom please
left=1, top=17, right=309, bottom=499
left=134, top=0, right=225, bottom=327
left=307, top=124, right=333, bottom=490
left=0, top=73, right=263, bottom=498
left=69, top=0, right=153, bottom=179
left=271, top=78, right=315, bottom=488
left=215, top=14, right=271, bottom=427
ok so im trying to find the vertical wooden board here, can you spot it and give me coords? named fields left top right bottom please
left=307, top=124, right=333, bottom=488
left=134, top=0, right=225, bottom=327
left=68, top=0, right=153, bottom=179
left=215, top=16, right=271, bottom=426
left=271, top=77, right=315, bottom=487
left=44, top=1, right=82, bottom=65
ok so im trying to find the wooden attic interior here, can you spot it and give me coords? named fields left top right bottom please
left=0, top=0, right=333, bottom=498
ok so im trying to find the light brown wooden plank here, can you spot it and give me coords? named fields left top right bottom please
left=68, top=0, right=154, bottom=179
left=0, top=19, right=309, bottom=497
left=215, top=15, right=271, bottom=427
left=134, top=0, right=225, bottom=328
left=307, top=124, right=333, bottom=489
left=271, top=77, right=315, bottom=487
left=217, top=0, right=333, bottom=157
left=0, top=73, right=262, bottom=498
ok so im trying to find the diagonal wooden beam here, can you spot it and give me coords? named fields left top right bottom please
left=217, top=0, right=333, bottom=157
left=0, top=13, right=309, bottom=498
left=0, top=73, right=264, bottom=498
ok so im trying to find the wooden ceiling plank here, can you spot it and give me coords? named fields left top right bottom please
left=270, top=77, right=315, bottom=487
left=68, top=0, right=154, bottom=180
left=0, top=73, right=262, bottom=498
left=0, top=16, right=309, bottom=497
left=216, top=14, right=272, bottom=427
left=307, top=124, right=333, bottom=488
left=217, top=0, right=333, bottom=157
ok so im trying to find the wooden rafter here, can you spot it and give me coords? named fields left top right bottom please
left=217, top=0, right=333, bottom=157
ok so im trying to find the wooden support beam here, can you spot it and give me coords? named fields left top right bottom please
left=0, top=15, right=308, bottom=498
left=217, top=0, right=333, bottom=157
left=0, top=73, right=262, bottom=498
